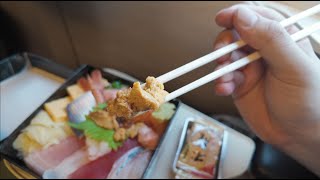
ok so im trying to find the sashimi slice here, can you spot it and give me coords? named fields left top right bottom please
left=92, top=89, right=105, bottom=104
left=68, top=139, right=139, bottom=179
left=132, top=111, right=169, bottom=136
left=107, top=147, right=152, bottom=179
left=43, top=148, right=90, bottom=179
left=67, top=92, right=96, bottom=125
left=90, top=70, right=106, bottom=90
left=24, top=136, right=84, bottom=176
left=103, top=89, right=119, bottom=101
left=86, top=137, right=111, bottom=161
left=137, top=125, right=159, bottom=150
left=77, top=77, right=91, bottom=91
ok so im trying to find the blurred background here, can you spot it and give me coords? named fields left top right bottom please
left=0, top=1, right=319, bottom=115
left=0, top=1, right=241, bottom=116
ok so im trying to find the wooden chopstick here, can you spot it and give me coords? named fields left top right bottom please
left=165, top=22, right=320, bottom=102
left=155, top=4, right=320, bottom=85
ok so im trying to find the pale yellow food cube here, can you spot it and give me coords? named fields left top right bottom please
left=13, top=133, right=42, bottom=156
left=23, top=125, right=65, bottom=148
left=67, top=84, right=85, bottom=100
left=31, top=110, right=55, bottom=127
left=44, top=97, right=71, bottom=122
left=30, top=110, right=74, bottom=136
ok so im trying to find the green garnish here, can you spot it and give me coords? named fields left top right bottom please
left=105, top=81, right=123, bottom=89
left=152, top=103, right=176, bottom=121
left=92, top=103, right=107, bottom=112
left=112, top=81, right=122, bottom=89
left=69, top=118, right=122, bottom=150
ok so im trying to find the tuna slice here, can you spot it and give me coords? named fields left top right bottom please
left=24, top=136, right=84, bottom=176
left=107, top=147, right=152, bottom=179
left=68, top=139, right=139, bottom=179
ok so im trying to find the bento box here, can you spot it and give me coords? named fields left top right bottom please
left=0, top=63, right=180, bottom=179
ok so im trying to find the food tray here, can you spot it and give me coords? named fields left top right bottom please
left=0, top=64, right=180, bottom=179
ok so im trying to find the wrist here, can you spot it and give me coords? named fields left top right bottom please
left=279, top=132, right=320, bottom=176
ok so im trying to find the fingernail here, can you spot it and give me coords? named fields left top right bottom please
left=236, top=7, right=258, bottom=28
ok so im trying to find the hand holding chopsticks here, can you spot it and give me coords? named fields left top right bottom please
left=159, top=4, right=320, bottom=102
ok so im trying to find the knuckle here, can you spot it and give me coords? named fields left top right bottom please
left=265, top=21, right=287, bottom=43
left=261, top=21, right=293, bottom=49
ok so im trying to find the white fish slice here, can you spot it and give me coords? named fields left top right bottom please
left=107, top=147, right=152, bottom=179
left=67, top=91, right=96, bottom=124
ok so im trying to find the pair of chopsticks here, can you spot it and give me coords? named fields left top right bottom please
left=159, top=4, right=320, bottom=102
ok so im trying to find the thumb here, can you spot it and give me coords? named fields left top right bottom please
left=232, top=6, right=315, bottom=82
